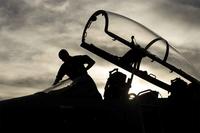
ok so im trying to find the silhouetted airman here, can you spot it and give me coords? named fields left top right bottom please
left=53, top=49, right=102, bottom=100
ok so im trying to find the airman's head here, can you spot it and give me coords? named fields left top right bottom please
left=58, top=49, right=70, bottom=62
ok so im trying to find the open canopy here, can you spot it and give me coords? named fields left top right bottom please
left=81, top=10, right=200, bottom=91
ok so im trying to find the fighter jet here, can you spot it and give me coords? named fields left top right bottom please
left=0, top=10, right=200, bottom=132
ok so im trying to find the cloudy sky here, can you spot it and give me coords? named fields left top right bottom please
left=0, top=0, right=200, bottom=100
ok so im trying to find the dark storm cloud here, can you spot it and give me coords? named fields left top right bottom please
left=0, top=0, right=80, bottom=32
left=166, top=0, right=200, bottom=29
left=0, top=0, right=32, bottom=30
left=156, top=0, right=200, bottom=26
left=172, top=0, right=200, bottom=8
